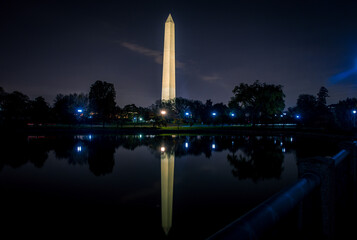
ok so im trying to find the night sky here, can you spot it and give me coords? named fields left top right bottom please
left=1, top=0, right=357, bottom=108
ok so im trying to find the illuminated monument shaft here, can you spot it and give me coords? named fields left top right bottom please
left=161, top=14, right=176, bottom=101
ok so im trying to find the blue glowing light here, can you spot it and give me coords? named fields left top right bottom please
left=212, top=112, right=217, bottom=116
left=282, top=148, right=286, bottom=153
left=89, top=135, right=92, bottom=140
left=185, top=142, right=189, bottom=148
left=353, top=110, right=357, bottom=114
left=329, top=59, right=357, bottom=84
left=185, top=112, right=189, bottom=116
left=296, top=115, right=301, bottom=119
left=77, top=146, right=82, bottom=152
left=212, top=144, right=216, bottom=149
left=231, top=113, right=235, bottom=117
left=77, top=109, right=83, bottom=113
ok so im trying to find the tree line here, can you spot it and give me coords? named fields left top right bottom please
left=0, top=80, right=356, bottom=129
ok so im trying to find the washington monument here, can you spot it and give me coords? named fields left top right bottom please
left=161, top=14, right=176, bottom=101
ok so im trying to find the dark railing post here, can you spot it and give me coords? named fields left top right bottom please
left=298, top=156, right=336, bottom=239
left=339, top=141, right=357, bottom=203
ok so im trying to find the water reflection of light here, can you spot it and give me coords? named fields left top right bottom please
left=282, top=148, right=286, bottom=153
left=185, top=142, right=189, bottom=148
left=161, top=147, right=166, bottom=152
left=212, top=144, right=216, bottom=149
left=77, top=146, right=82, bottom=152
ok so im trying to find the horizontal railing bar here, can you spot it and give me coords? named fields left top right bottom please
left=207, top=173, right=321, bottom=240
left=332, top=149, right=350, bottom=166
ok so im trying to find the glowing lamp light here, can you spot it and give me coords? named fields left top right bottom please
left=185, top=112, right=189, bottom=116
left=353, top=110, right=357, bottom=114
left=77, top=146, right=82, bottom=152
left=212, top=144, right=216, bottom=149
left=185, top=142, right=189, bottom=148
left=160, top=147, right=165, bottom=152
left=139, top=117, right=143, bottom=121
left=231, top=113, right=235, bottom=117
left=89, top=135, right=92, bottom=140
left=212, top=112, right=217, bottom=116
left=77, top=109, right=83, bottom=113
left=161, top=110, right=167, bottom=115
left=282, top=148, right=286, bottom=153
left=296, top=114, right=301, bottom=119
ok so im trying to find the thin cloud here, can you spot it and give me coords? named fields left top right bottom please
left=200, top=74, right=230, bottom=90
left=200, top=75, right=221, bottom=82
left=121, top=41, right=162, bottom=64
left=120, top=41, right=184, bottom=68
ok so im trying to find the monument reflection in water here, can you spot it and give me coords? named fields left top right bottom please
left=160, top=145, right=175, bottom=235
left=0, top=134, right=341, bottom=239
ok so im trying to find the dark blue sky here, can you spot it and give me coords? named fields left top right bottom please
left=1, top=0, right=357, bottom=108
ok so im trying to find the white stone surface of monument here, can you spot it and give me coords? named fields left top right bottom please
left=161, top=14, right=176, bottom=101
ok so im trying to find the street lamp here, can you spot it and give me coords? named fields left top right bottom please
left=161, top=110, right=167, bottom=115
left=212, top=112, right=217, bottom=116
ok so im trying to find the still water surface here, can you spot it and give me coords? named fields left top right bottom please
left=0, top=134, right=340, bottom=239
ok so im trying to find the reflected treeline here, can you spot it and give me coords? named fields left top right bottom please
left=0, top=134, right=340, bottom=179
left=227, top=136, right=284, bottom=182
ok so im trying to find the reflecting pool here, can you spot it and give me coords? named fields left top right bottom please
left=0, top=134, right=340, bottom=239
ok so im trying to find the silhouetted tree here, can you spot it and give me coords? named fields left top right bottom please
left=333, top=97, right=357, bottom=129
left=2, top=91, right=30, bottom=126
left=229, top=81, right=285, bottom=125
left=53, top=93, right=88, bottom=124
left=89, top=80, right=116, bottom=127
left=295, top=94, right=317, bottom=126
left=294, top=87, right=334, bottom=128
left=30, top=96, right=51, bottom=124
left=317, top=86, right=329, bottom=106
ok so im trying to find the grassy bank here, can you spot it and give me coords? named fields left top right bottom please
left=1, top=123, right=355, bottom=140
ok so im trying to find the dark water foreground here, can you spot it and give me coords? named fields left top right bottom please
left=0, top=134, right=342, bottom=239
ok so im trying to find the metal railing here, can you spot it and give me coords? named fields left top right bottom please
left=207, top=141, right=357, bottom=240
